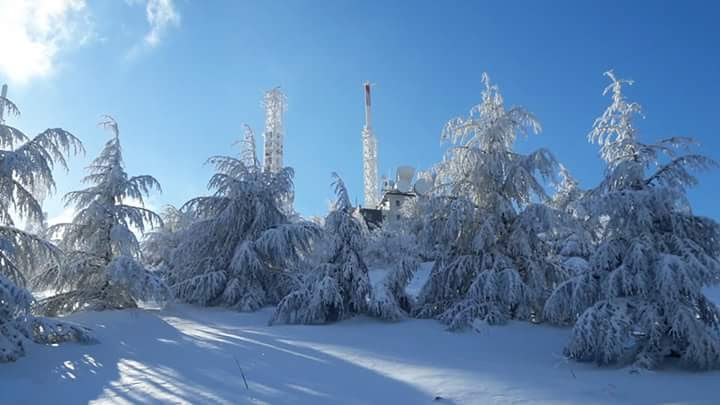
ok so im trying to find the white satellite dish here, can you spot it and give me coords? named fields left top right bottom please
left=396, top=165, right=415, bottom=192
left=413, top=178, right=432, bottom=195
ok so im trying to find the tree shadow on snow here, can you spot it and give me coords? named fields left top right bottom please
left=0, top=306, right=458, bottom=404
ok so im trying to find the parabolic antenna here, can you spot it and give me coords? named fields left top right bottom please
left=413, top=178, right=432, bottom=195
left=396, top=166, right=416, bottom=192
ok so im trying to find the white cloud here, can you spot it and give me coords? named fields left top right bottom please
left=143, top=0, right=180, bottom=47
left=0, top=0, right=94, bottom=83
left=0, top=0, right=181, bottom=82
left=125, top=0, right=181, bottom=60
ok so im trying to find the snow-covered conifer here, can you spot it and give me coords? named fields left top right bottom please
left=142, top=205, right=192, bottom=272
left=365, top=219, right=420, bottom=269
left=547, top=71, right=720, bottom=369
left=548, top=165, right=593, bottom=271
left=168, top=125, right=319, bottom=311
left=414, top=73, right=566, bottom=329
left=270, top=174, right=371, bottom=324
left=369, top=256, right=419, bottom=320
left=36, top=116, right=169, bottom=316
left=363, top=203, right=424, bottom=320
left=0, top=93, right=92, bottom=361
left=552, top=165, right=586, bottom=216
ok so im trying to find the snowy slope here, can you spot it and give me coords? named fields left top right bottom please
left=2, top=288, right=720, bottom=405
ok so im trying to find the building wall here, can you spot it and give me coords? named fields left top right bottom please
left=379, top=192, right=414, bottom=222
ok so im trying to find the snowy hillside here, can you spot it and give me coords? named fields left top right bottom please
left=1, top=287, right=719, bottom=404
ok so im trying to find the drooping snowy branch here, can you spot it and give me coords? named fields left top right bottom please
left=415, top=73, right=566, bottom=329
left=36, top=116, right=168, bottom=316
left=0, top=95, right=92, bottom=362
left=548, top=71, right=720, bottom=370
left=168, top=126, right=319, bottom=311
left=369, top=256, right=419, bottom=321
left=271, top=174, right=371, bottom=325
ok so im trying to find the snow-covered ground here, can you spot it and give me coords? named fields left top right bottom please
left=2, top=277, right=720, bottom=404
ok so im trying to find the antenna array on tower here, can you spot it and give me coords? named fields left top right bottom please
left=362, top=82, right=379, bottom=208
left=263, top=87, right=287, bottom=173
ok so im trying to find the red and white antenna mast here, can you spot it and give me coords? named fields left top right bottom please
left=364, top=82, right=372, bottom=129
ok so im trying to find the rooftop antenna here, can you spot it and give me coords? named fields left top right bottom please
left=362, top=81, right=379, bottom=208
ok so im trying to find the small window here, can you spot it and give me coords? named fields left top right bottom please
left=396, top=215, right=400, bottom=220
left=395, top=200, right=401, bottom=207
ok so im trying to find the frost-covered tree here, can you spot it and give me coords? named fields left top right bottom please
left=405, top=189, right=454, bottom=262
left=365, top=219, right=420, bottom=269
left=414, top=73, right=567, bottom=329
left=545, top=71, right=720, bottom=369
left=369, top=256, right=419, bottom=321
left=36, top=116, right=169, bottom=316
left=142, top=205, right=192, bottom=272
left=0, top=92, right=92, bottom=362
left=546, top=165, right=593, bottom=276
left=363, top=203, right=424, bottom=320
left=551, top=165, right=586, bottom=215
left=271, top=174, right=372, bottom=324
left=169, top=125, right=318, bottom=311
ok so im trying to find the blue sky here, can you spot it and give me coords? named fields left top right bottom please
left=2, top=0, right=719, bottom=222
